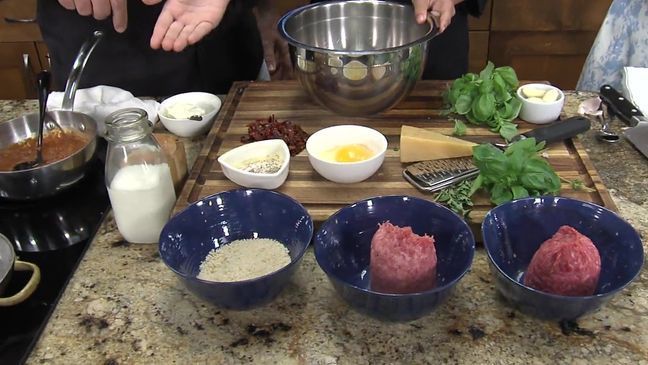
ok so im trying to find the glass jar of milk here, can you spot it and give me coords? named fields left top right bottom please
left=104, top=108, right=176, bottom=244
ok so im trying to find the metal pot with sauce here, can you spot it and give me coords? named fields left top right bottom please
left=0, top=31, right=102, bottom=200
left=0, top=234, right=40, bottom=306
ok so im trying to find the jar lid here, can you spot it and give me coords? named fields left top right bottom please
left=0, top=234, right=15, bottom=284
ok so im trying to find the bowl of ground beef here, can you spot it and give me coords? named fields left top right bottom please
left=158, top=188, right=313, bottom=310
left=482, top=196, right=644, bottom=321
left=314, top=195, right=475, bottom=321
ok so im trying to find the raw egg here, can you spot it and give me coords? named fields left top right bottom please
left=320, top=144, right=375, bottom=163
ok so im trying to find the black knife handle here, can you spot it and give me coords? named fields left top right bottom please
left=600, top=84, right=644, bottom=127
left=520, top=116, right=591, bottom=145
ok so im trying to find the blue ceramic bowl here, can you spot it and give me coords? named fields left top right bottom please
left=314, top=195, right=475, bottom=321
left=159, top=189, right=313, bottom=310
left=482, top=196, right=644, bottom=321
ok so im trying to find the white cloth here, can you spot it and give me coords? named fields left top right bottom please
left=47, top=85, right=160, bottom=136
left=622, top=66, right=648, bottom=116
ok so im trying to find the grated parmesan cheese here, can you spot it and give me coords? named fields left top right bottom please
left=197, top=238, right=291, bottom=282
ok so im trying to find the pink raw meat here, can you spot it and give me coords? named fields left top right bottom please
left=370, top=222, right=437, bottom=294
left=524, top=225, right=601, bottom=296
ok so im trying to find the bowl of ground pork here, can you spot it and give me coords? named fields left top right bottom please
left=159, top=188, right=313, bottom=309
left=314, top=195, right=475, bottom=321
left=482, top=196, right=644, bottom=321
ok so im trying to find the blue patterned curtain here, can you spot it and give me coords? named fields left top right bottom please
left=577, top=0, right=648, bottom=91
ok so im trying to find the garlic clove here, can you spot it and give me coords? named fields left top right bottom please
left=522, top=86, right=546, bottom=98
left=542, top=89, right=560, bottom=102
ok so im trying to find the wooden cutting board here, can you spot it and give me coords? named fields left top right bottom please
left=175, top=80, right=615, bottom=234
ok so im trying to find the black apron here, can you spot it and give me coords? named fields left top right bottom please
left=310, top=0, right=488, bottom=80
left=37, top=0, right=263, bottom=96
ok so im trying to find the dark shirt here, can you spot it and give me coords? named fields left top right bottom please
left=417, top=0, right=490, bottom=79
left=37, top=0, right=263, bottom=96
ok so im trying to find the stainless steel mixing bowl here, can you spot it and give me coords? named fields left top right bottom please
left=278, top=0, right=439, bottom=116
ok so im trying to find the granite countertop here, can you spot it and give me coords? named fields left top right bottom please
left=1, top=93, right=647, bottom=364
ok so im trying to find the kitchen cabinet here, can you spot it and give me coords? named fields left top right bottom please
left=487, top=0, right=612, bottom=89
left=467, top=1, right=492, bottom=73
left=36, top=41, right=51, bottom=71
left=0, top=42, right=40, bottom=99
left=0, top=0, right=46, bottom=99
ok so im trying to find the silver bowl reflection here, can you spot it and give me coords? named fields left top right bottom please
left=278, top=0, right=439, bottom=116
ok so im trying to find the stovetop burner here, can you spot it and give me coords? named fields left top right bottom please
left=0, top=142, right=110, bottom=364
left=0, top=159, right=109, bottom=253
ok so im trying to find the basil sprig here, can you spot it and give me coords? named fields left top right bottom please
left=445, top=61, right=522, bottom=141
left=469, top=138, right=561, bottom=205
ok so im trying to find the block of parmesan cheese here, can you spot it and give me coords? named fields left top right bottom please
left=400, top=125, right=477, bottom=163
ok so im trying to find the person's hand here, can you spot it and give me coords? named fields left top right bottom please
left=57, top=0, right=128, bottom=33
left=253, top=8, right=292, bottom=80
left=412, top=0, right=463, bottom=32
left=144, top=0, right=230, bottom=52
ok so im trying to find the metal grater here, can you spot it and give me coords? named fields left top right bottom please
left=401, top=116, right=593, bottom=193
left=403, top=157, right=478, bottom=193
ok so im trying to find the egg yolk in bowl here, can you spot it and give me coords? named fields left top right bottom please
left=320, top=144, right=375, bottom=163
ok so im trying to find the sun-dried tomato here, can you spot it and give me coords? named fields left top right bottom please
left=241, top=115, right=309, bottom=156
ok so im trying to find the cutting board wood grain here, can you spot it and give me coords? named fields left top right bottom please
left=175, top=80, right=616, bottom=234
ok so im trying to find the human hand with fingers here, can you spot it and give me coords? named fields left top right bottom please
left=411, top=0, right=463, bottom=32
left=145, top=0, right=231, bottom=52
left=57, top=0, right=128, bottom=32
left=253, top=7, right=292, bottom=80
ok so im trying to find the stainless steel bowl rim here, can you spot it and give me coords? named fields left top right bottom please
left=277, top=0, right=439, bottom=56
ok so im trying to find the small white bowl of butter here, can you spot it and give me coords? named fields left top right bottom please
left=159, top=92, right=221, bottom=137
left=217, top=139, right=290, bottom=190
left=517, top=84, right=565, bottom=124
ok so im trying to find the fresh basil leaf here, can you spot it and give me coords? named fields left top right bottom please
left=499, top=122, right=518, bottom=141
left=465, top=109, right=479, bottom=124
left=455, top=94, right=473, bottom=115
left=507, top=149, right=527, bottom=174
left=480, top=61, right=495, bottom=81
left=506, top=97, right=523, bottom=121
left=510, top=185, right=529, bottom=199
left=505, top=137, right=536, bottom=156
left=546, top=171, right=561, bottom=193
left=500, top=98, right=520, bottom=120
left=465, top=82, right=480, bottom=98
left=492, top=73, right=510, bottom=101
left=475, top=155, right=508, bottom=178
left=480, top=78, right=494, bottom=94
left=491, top=183, right=513, bottom=205
left=472, top=143, right=501, bottom=161
left=453, top=119, right=467, bottom=136
left=473, top=93, right=496, bottom=122
left=521, top=160, right=559, bottom=192
left=495, top=66, right=519, bottom=89
left=469, top=174, right=484, bottom=196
